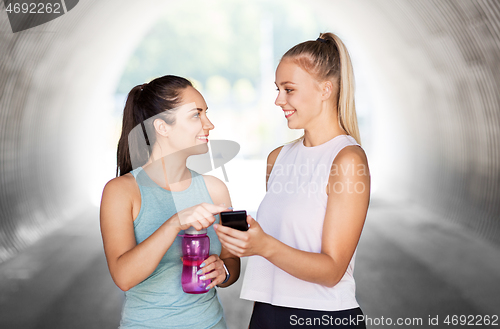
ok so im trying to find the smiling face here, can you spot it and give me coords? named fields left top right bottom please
left=161, top=86, right=214, bottom=155
left=275, top=58, right=334, bottom=130
left=275, top=58, right=342, bottom=129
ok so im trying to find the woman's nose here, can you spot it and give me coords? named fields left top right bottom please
left=203, top=117, right=215, bottom=131
left=275, top=92, right=286, bottom=107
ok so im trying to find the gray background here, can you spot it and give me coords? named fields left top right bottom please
left=1, top=0, right=500, bottom=328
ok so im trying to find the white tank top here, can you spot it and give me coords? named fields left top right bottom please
left=240, top=135, right=362, bottom=311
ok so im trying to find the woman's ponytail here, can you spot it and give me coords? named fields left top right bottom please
left=321, top=32, right=361, bottom=145
left=116, top=85, right=143, bottom=177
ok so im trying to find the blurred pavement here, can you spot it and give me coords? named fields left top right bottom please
left=1, top=198, right=499, bottom=328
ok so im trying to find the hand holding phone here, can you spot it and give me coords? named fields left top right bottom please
left=219, top=210, right=248, bottom=231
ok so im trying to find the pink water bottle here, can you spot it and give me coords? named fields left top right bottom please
left=181, top=227, right=210, bottom=294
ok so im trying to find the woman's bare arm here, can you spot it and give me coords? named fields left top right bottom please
left=215, top=145, right=370, bottom=287
left=202, top=175, right=240, bottom=288
left=100, top=175, right=227, bottom=291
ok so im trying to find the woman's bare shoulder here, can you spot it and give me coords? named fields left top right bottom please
left=267, top=145, right=284, bottom=166
left=334, top=145, right=368, bottom=166
left=201, top=175, right=230, bottom=206
left=201, top=175, right=229, bottom=194
left=102, top=173, right=139, bottom=201
left=104, top=173, right=136, bottom=189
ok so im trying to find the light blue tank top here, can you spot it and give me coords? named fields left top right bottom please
left=119, top=167, right=226, bottom=329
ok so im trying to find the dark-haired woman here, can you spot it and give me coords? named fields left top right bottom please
left=214, top=33, right=370, bottom=328
left=100, top=75, right=239, bottom=328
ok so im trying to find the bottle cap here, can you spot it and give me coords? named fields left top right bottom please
left=184, top=226, right=207, bottom=235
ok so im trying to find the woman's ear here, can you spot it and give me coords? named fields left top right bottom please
left=320, top=80, right=334, bottom=100
left=153, top=118, right=171, bottom=137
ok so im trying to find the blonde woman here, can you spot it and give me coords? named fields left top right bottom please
left=215, top=33, right=370, bottom=328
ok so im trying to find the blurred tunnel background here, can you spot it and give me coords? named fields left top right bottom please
left=1, top=0, right=500, bottom=328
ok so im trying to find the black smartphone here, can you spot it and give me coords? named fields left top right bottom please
left=219, top=210, right=248, bottom=231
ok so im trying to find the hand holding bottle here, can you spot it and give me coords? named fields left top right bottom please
left=196, top=254, right=227, bottom=290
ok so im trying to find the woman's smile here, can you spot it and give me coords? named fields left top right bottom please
left=196, top=134, right=209, bottom=143
left=283, top=110, right=296, bottom=118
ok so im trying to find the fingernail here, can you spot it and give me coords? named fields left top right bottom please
left=200, top=262, right=206, bottom=268
left=206, top=285, right=211, bottom=290
left=213, top=224, right=218, bottom=230
left=227, top=207, right=233, bottom=210
left=200, top=275, right=206, bottom=280
left=196, top=269, right=203, bottom=275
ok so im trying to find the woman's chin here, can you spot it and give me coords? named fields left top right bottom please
left=191, top=143, right=209, bottom=154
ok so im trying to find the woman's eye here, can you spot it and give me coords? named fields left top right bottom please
left=285, top=89, right=293, bottom=93
left=194, top=113, right=200, bottom=118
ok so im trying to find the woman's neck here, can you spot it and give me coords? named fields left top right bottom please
left=143, top=148, right=191, bottom=189
left=302, top=129, right=347, bottom=147
left=302, top=108, right=347, bottom=147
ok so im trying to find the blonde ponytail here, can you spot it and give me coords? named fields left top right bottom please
left=322, top=33, right=361, bottom=145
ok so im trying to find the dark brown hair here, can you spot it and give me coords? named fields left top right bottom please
left=116, top=75, right=193, bottom=177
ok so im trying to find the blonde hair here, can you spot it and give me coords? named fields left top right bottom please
left=281, top=32, right=361, bottom=146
